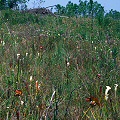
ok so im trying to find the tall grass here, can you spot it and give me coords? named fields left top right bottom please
left=0, top=9, right=120, bottom=119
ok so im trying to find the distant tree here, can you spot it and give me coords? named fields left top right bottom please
left=55, top=0, right=105, bottom=20
left=78, top=0, right=88, bottom=16
left=0, top=0, right=29, bottom=10
left=55, top=4, right=66, bottom=15
left=0, top=0, right=6, bottom=10
left=89, top=0, right=93, bottom=17
left=88, top=1, right=105, bottom=25
left=105, top=9, right=120, bottom=20
left=65, top=1, right=79, bottom=16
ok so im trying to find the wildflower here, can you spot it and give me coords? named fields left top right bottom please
left=114, top=84, right=118, bottom=92
left=114, top=84, right=118, bottom=98
left=26, top=53, right=28, bottom=56
left=95, top=47, right=97, bottom=50
left=110, top=51, right=112, bottom=54
left=38, top=52, right=40, bottom=56
left=36, top=81, right=40, bottom=92
left=109, top=50, right=113, bottom=58
left=21, top=101, right=24, bottom=105
left=105, top=86, right=111, bottom=101
left=86, top=96, right=102, bottom=107
left=1, top=40, right=5, bottom=46
left=30, top=76, right=33, bottom=82
left=67, top=62, right=70, bottom=67
left=97, top=74, right=101, bottom=79
left=40, top=45, right=43, bottom=50
left=36, top=105, right=39, bottom=108
left=17, top=54, right=20, bottom=59
left=38, top=84, right=40, bottom=90
left=15, top=90, right=22, bottom=96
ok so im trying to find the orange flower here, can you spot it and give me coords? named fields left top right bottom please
left=15, top=90, right=22, bottom=96
left=86, top=96, right=102, bottom=107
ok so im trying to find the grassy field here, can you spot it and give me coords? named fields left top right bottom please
left=0, top=9, right=120, bottom=120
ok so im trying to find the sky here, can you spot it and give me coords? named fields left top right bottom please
left=27, top=0, right=120, bottom=12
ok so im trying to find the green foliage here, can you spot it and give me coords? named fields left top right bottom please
left=55, top=4, right=66, bottom=15
left=55, top=0, right=105, bottom=18
left=0, top=0, right=28, bottom=10
left=65, top=1, right=79, bottom=17
left=105, top=9, right=120, bottom=20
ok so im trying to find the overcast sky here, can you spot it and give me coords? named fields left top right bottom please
left=27, top=0, right=120, bottom=12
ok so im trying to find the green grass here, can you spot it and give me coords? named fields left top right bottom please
left=0, top=9, right=120, bottom=120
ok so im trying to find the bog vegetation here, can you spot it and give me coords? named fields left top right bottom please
left=0, top=0, right=120, bottom=119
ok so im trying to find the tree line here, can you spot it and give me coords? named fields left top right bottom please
left=55, top=0, right=120, bottom=20
left=0, top=0, right=120, bottom=20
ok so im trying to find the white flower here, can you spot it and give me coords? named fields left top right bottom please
left=36, top=105, right=39, bottom=108
left=114, top=84, right=118, bottom=98
left=21, top=101, right=24, bottom=105
left=38, top=53, right=40, bottom=56
left=95, top=47, right=97, bottom=50
left=1, top=41, right=5, bottom=46
left=17, top=54, right=20, bottom=59
left=26, top=53, right=28, bottom=56
left=105, top=86, right=111, bottom=95
left=67, top=62, right=70, bottom=67
left=30, top=76, right=33, bottom=81
left=105, top=95, right=109, bottom=101
left=110, top=51, right=112, bottom=54
left=38, top=84, right=41, bottom=90
left=114, top=84, right=118, bottom=92
left=105, top=86, right=111, bottom=101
